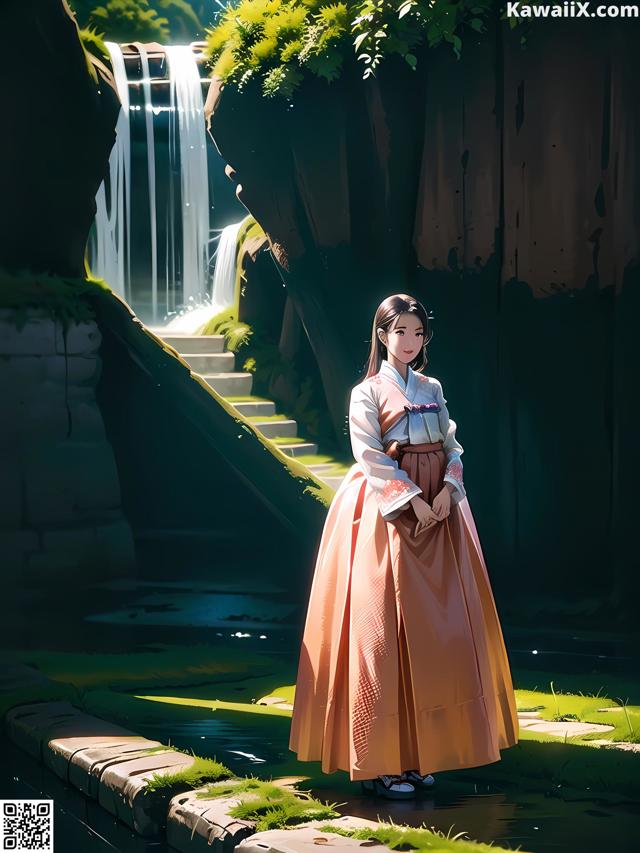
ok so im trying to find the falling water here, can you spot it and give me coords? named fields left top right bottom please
left=137, top=44, right=158, bottom=321
left=211, top=220, right=243, bottom=310
left=164, top=220, right=243, bottom=334
left=88, top=43, right=227, bottom=318
left=89, top=42, right=131, bottom=298
left=165, top=45, right=210, bottom=307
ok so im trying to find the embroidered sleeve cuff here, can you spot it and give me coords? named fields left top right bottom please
left=379, top=478, right=422, bottom=519
left=444, top=458, right=465, bottom=504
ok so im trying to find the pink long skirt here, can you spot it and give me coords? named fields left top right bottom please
left=288, top=441, right=519, bottom=781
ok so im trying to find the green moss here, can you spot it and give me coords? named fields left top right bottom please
left=318, top=821, right=528, bottom=853
left=516, top=687, right=640, bottom=744
left=246, top=413, right=290, bottom=422
left=0, top=268, right=111, bottom=330
left=78, top=25, right=110, bottom=63
left=205, top=0, right=498, bottom=98
left=145, top=754, right=232, bottom=794
left=198, top=307, right=252, bottom=351
left=7, top=643, right=277, bottom=690
left=225, top=395, right=273, bottom=402
left=196, top=776, right=341, bottom=831
left=89, top=0, right=170, bottom=43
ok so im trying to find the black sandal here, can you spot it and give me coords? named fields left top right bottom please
left=402, top=769, right=435, bottom=789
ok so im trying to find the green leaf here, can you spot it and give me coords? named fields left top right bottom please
left=354, top=30, right=370, bottom=51
left=398, top=1, right=414, bottom=20
left=405, top=52, right=417, bottom=67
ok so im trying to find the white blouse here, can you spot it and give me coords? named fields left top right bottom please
left=348, top=359, right=465, bottom=521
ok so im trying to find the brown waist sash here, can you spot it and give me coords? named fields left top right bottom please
left=383, top=440, right=444, bottom=460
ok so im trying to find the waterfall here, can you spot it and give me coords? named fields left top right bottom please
left=211, top=220, right=243, bottom=311
left=164, top=220, right=243, bottom=334
left=87, top=43, right=228, bottom=319
left=165, top=45, right=210, bottom=308
left=89, top=42, right=131, bottom=298
left=137, top=44, right=158, bottom=321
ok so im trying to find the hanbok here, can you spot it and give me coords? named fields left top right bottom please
left=288, top=359, right=519, bottom=781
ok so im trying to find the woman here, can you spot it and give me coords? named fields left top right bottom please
left=288, top=294, right=518, bottom=798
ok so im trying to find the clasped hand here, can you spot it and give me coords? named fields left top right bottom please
left=409, top=486, right=452, bottom=537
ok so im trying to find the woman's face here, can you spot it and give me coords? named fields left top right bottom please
left=379, top=312, right=425, bottom=364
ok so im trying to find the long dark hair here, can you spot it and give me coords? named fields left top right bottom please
left=363, top=294, right=433, bottom=379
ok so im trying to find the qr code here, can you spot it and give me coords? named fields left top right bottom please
left=0, top=800, right=53, bottom=852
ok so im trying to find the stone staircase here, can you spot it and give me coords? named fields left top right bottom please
left=149, top=330, right=349, bottom=491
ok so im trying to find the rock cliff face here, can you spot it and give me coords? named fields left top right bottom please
left=0, top=0, right=120, bottom=278
left=0, top=310, right=134, bottom=578
left=0, top=1, right=135, bottom=582
left=206, top=23, right=640, bottom=615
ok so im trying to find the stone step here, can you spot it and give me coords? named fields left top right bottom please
left=276, top=442, right=319, bottom=458
left=3, top=700, right=198, bottom=838
left=306, top=463, right=336, bottom=473
left=181, top=352, right=235, bottom=373
left=202, top=372, right=253, bottom=396
left=231, top=400, right=276, bottom=417
left=150, top=333, right=226, bottom=353
left=237, top=825, right=395, bottom=853
left=167, top=782, right=256, bottom=852
left=251, top=419, right=298, bottom=439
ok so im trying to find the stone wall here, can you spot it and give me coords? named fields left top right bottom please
left=0, top=308, right=135, bottom=581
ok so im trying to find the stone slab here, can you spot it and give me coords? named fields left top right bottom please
left=55, top=321, right=102, bottom=355
left=0, top=316, right=57, bottom=355
left=44, top=354, right=101, bottom=385
left=68, top=399, right=106, bottom=441
left=237, top=826, right=394, bottom=853
left=45, top=727, right=152, bottom=782
left=66, top=739, right=167, bottom=796
left=167, top=783, right=256, bottom=853
left=98, top=749, right=198, bottom=837
left=518, top=717, right=614, bottom=737
left=0, top=452, right=22, bottom=527
left=24, top=441, right=121, bottom=524
left=295, top=816, right=382, bottom=832
left=590, top=739, right=640, bottom=752
left=0, top=355, right=45, bottom=389
left=4, top=701, right=87, bottom=760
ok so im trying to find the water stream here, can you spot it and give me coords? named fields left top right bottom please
left=86, top=43, right=240, bottom=323
left=90, top=42, right=131, bottom=301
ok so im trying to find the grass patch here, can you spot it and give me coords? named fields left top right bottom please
left=516, top=687, right=639, bottom=743
left=195, top=776, right=341, bottom=831
left=0, top=681, right=80, bottom=718
left=291, top=454, right=337, bottom=465
left=470, top=733, right=640, bottom=799
left=198, top=307, right=252, bottom=351
left=4, top=643, right=280, bottom=690
left=246, top=413, right=290, bottom=422
left=255, top=684, right=296, bottom=704
left=514, top=668, right=640, bottom=706
left=132, top=694, right=293, bottom=718
left=318, top=821, right=527, bottom=853
left=146, top=754, right=232, bottom=795
left=225, top=395, right=272, bottom=403
left=0, top=268, right=110, bottom=327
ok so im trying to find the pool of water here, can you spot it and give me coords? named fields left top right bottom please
left=2, top=575, right=639, bottom=853
left=2, top=725, right=639, bottom=853
left=131, top=707, right=640, bottom=853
